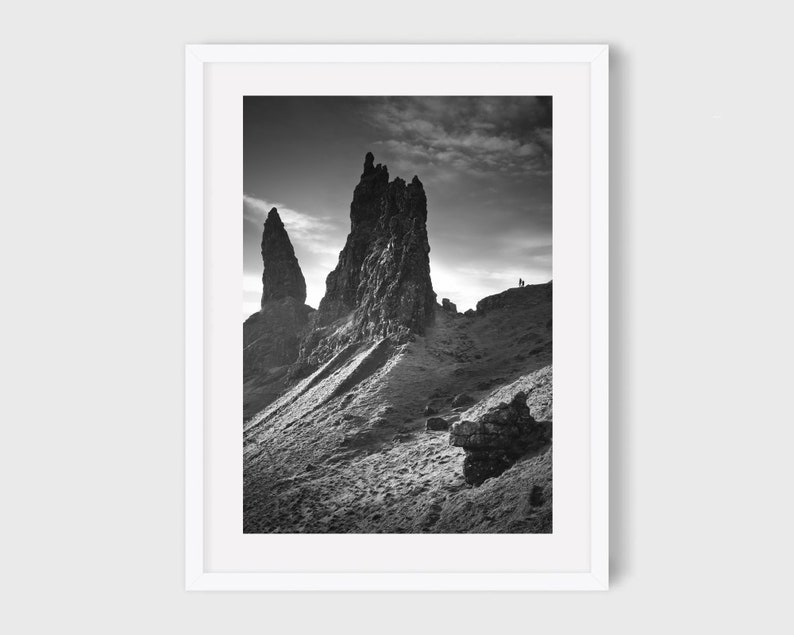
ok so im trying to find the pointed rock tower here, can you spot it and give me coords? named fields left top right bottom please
left=260, top=207, right=307, bottom=307
left=243, top=207, right=314, bottom=417
left=317, top=152, right=436, bottom=337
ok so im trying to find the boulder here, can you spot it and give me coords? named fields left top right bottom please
left=450, top=391, right=549, bottom=485
left=426, top=417, right=449, bottom=431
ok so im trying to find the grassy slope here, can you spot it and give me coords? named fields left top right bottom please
left=243, top=284, right=552, bottom=533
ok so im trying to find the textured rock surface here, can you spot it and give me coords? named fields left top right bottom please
left=260, top=207, right=307, bottom=307
left=450, top=392, right=550, bottom=485
left=426, top=417, right=449, bottom=431
left=314, top=153, right=436, bottom=348
left=244, top=298, right=313, bottom=377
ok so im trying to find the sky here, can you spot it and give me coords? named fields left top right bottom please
left=243, top=96, right=551, bottom=318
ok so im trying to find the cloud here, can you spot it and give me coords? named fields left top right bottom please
left=431, top=260, right=551, bottom=313
left=243, top=195, right=342, bottom=257
left=364, top=97, right=552, bottom=179
left=243, top=194, right=349, bottom=311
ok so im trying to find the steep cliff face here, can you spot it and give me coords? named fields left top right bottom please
left=243, top=208, right=314, bottom=417
left=317, top=152, right=386, bottom=323
left=304, top=153, right=435, bottom=367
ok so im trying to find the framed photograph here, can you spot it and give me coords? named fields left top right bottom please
left=185, top=44, right=608, bottom=591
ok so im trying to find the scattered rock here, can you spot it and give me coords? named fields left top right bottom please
left=450, top=391, right=550, bottom=485
left=426, top=417, right=449, bottom=431
left=451, top=393, right=475, bottom=408
left=441, top=298, right=458, bottom=313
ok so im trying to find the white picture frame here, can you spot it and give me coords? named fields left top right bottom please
left=185, top=44, right=608, bottom=591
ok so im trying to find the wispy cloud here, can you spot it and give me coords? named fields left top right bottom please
left=243, top=195, right=347, bottom=310
left=243, top=195, right=342, bottom=257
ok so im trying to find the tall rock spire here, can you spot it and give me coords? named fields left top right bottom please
left=244, top=207, right=313, bottom=414
left=260, top=207, right=307, bottom=307
left=316, top=153, right=436, bottom=337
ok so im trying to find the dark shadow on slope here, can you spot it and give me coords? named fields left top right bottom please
left=327, top=338, right=393, bottom=402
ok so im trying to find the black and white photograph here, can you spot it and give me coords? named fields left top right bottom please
left=9, top=0, right=794, bottom=625
left=242, top=96, right=553, bottom=533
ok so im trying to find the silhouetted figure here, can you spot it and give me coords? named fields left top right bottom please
left=518, top=278, right=524, bottom=288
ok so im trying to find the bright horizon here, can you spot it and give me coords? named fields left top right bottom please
left=243, top=96, right=552, bottom=318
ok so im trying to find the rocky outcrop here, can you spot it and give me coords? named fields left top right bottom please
left=450, top=391, right=550, bottom=485
left=426, top=417, right=449, bottom=431
left=243, top=208, right=314, bottom=418
left=244, top=298, right=313, bottom=378
left=441, top=298, right=458, bottom=313
left=476, top=281, right=552, bottom=316
left=315, top=153, right=436, bottom=343
left=260, top=207, right=307, bottom=306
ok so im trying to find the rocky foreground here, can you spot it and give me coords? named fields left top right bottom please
left=243, top=153, right=552, bottom=533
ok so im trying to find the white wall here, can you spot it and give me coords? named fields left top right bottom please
left=1, top=1, right=792, bottom=632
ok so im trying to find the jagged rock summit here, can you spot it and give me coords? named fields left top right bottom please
left=317, top=153, right=436, bottom=339
left=260, top=207, right=307, bottom=307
